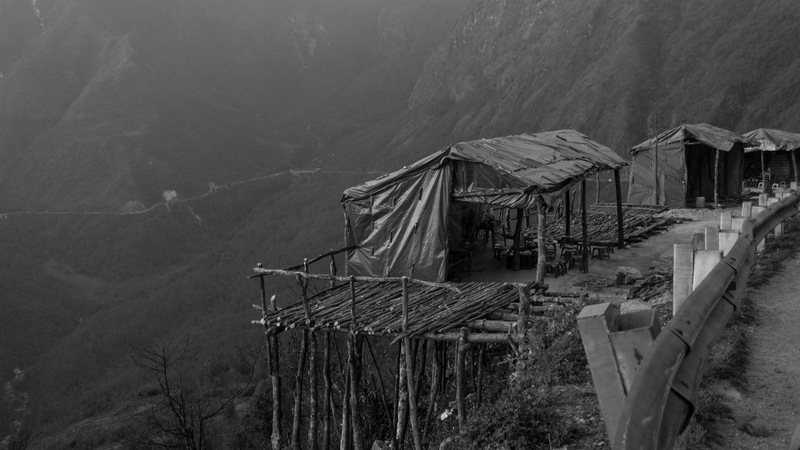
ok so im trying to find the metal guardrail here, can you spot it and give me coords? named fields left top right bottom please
left=613, top=193, right=800, bottom=449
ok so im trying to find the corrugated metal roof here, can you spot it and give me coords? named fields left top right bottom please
left=631, top=123, right=757, bottom=155
left=743, top=128, right=800, bottom=152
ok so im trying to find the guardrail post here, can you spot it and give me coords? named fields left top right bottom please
left=673, top=244, right=693, bottom=315
left=741, top=201, right=752, bottom=218
left=692, top=250, right=722, bottom=289
left=759, top=193, right=769, bottom=206
left=704, top=226, right=719, bottom=250
left=719, top=230, right=738, bottom=256
left=719, top=211, right=732, bottom=230
left=578, top=302, right=661, bottom=441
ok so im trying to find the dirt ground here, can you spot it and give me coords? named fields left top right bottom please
left=461, top=207, right=724, bottom=297
left=712, top=255, right=800, bottom=449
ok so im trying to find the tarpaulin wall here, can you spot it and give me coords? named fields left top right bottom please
left=343, top=164, right=452, bottom=281
left=627, top=142, right=743, bottom=207
left=627, top=140, right=685, bottom=207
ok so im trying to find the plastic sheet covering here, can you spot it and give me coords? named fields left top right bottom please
left=743, top=128, right=800, bottom=152
left=344, top=163, right=451, bottom=281
left=342, top=129, right=626, bottom=281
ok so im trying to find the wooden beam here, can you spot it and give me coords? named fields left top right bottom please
left=581, top=179, right=589, bottom=273
left=614, top=169, right=625, bottom=249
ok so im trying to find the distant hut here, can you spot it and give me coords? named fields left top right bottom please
left=742, top=128, right=800, bottom=190
left=627, top=123, right=756, bottom=208
left=341, top=130, right=627, bottom=282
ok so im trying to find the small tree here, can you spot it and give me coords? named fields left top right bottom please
left=131, top=339, right=256, bottom=449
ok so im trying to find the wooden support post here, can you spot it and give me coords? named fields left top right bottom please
left=535, top=196, right=546, bottom=283
left=516, top=284, right=530, bottom=338
left=323, top=333, right=332, bottom=450
left=564, top=189, right=571, bottom=238
left=414, top=341, right=428, bottom=409
left=348, top=277, right=364, bottom=450
left=348, top=334, right=364, bottom=450
left=308, top=333, right=318, bottom=450
left=423, top=342, right=443, bottom=442
left=614, top=168, right=625, bottom=249
left=793, top=149, right=799, bottom=185
left=513, top=208, right=524, bottom=271
left=365, top=337, right=394, bottom=436
left=291, top=330, right=308, bottom=450
left=596, top=172, right=601, bottom=203
left=394, top=343, right=408, bottom=447
left=581, top=179, right=589, bottom=273
left=456, top=327, right=468, bottom=433
left=261, top=275, right=282, bottom=450
left=401, top=277, right=423, bottom=450
left=476, top=345, right=485, bottom=405
left=339, top=354, right=351, bottom=450
left=714, top=149, right=720, bottom=208
left=761, top=150, right=767, bottom=191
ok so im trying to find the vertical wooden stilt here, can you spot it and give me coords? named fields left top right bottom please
left=349, top=334, right=364, bottom=450
left=614, top=169, right=625, bottom=249
left=456, top=327, right=468, bottom=433
left=395, top=343, right=408, bottom=447
left=339, top=358, right=351, bottom=450
left=564, top=189, right=571, bottom=238
left=581, top=179, right=589, bottom=273
left=476, top=345, right=485, bottom=405
left=348, top=277, right=363, bottom=450
left=512, top=208, right=524, bottom=271
left=308, top=333, right=318, bottom=450
left=401, top=277, right=423, bottom=450
left=423, top=342, right=443, bottom=441
left=291, top=330, right=308, bottom=450
left=535, top=196, right=546, bottom=283
left=714, top=149, right=720, bottom=208
left=257, top=268, right=282, bottom=450
left=323, top=333, right=331, bottom=450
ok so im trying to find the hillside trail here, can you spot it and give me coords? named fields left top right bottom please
left=714, top=254, right=800, bottom=449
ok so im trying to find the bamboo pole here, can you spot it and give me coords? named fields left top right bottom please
left=513, top=208, right=524, bottom=270
left=581, top=179, right=589, bottom=272
left=291, top=330, right=308, bottom=450
left=714, top=149, right=720, bottom=208
left=614, top=168, right=625, bottom=249
left=402, top=277, right=424, bottom=450
left=456, top=327, right=468, bottom=433
left=535, top=196, right=546, bottom=283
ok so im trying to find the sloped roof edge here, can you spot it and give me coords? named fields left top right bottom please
left=743, top=128, right=800, bottom=152
left=631, top=123, right=757, bottom=155
left=342, top=130, right=626, bottom=203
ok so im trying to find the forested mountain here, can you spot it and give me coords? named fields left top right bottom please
left=3, top=0, right=800, bottom=446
